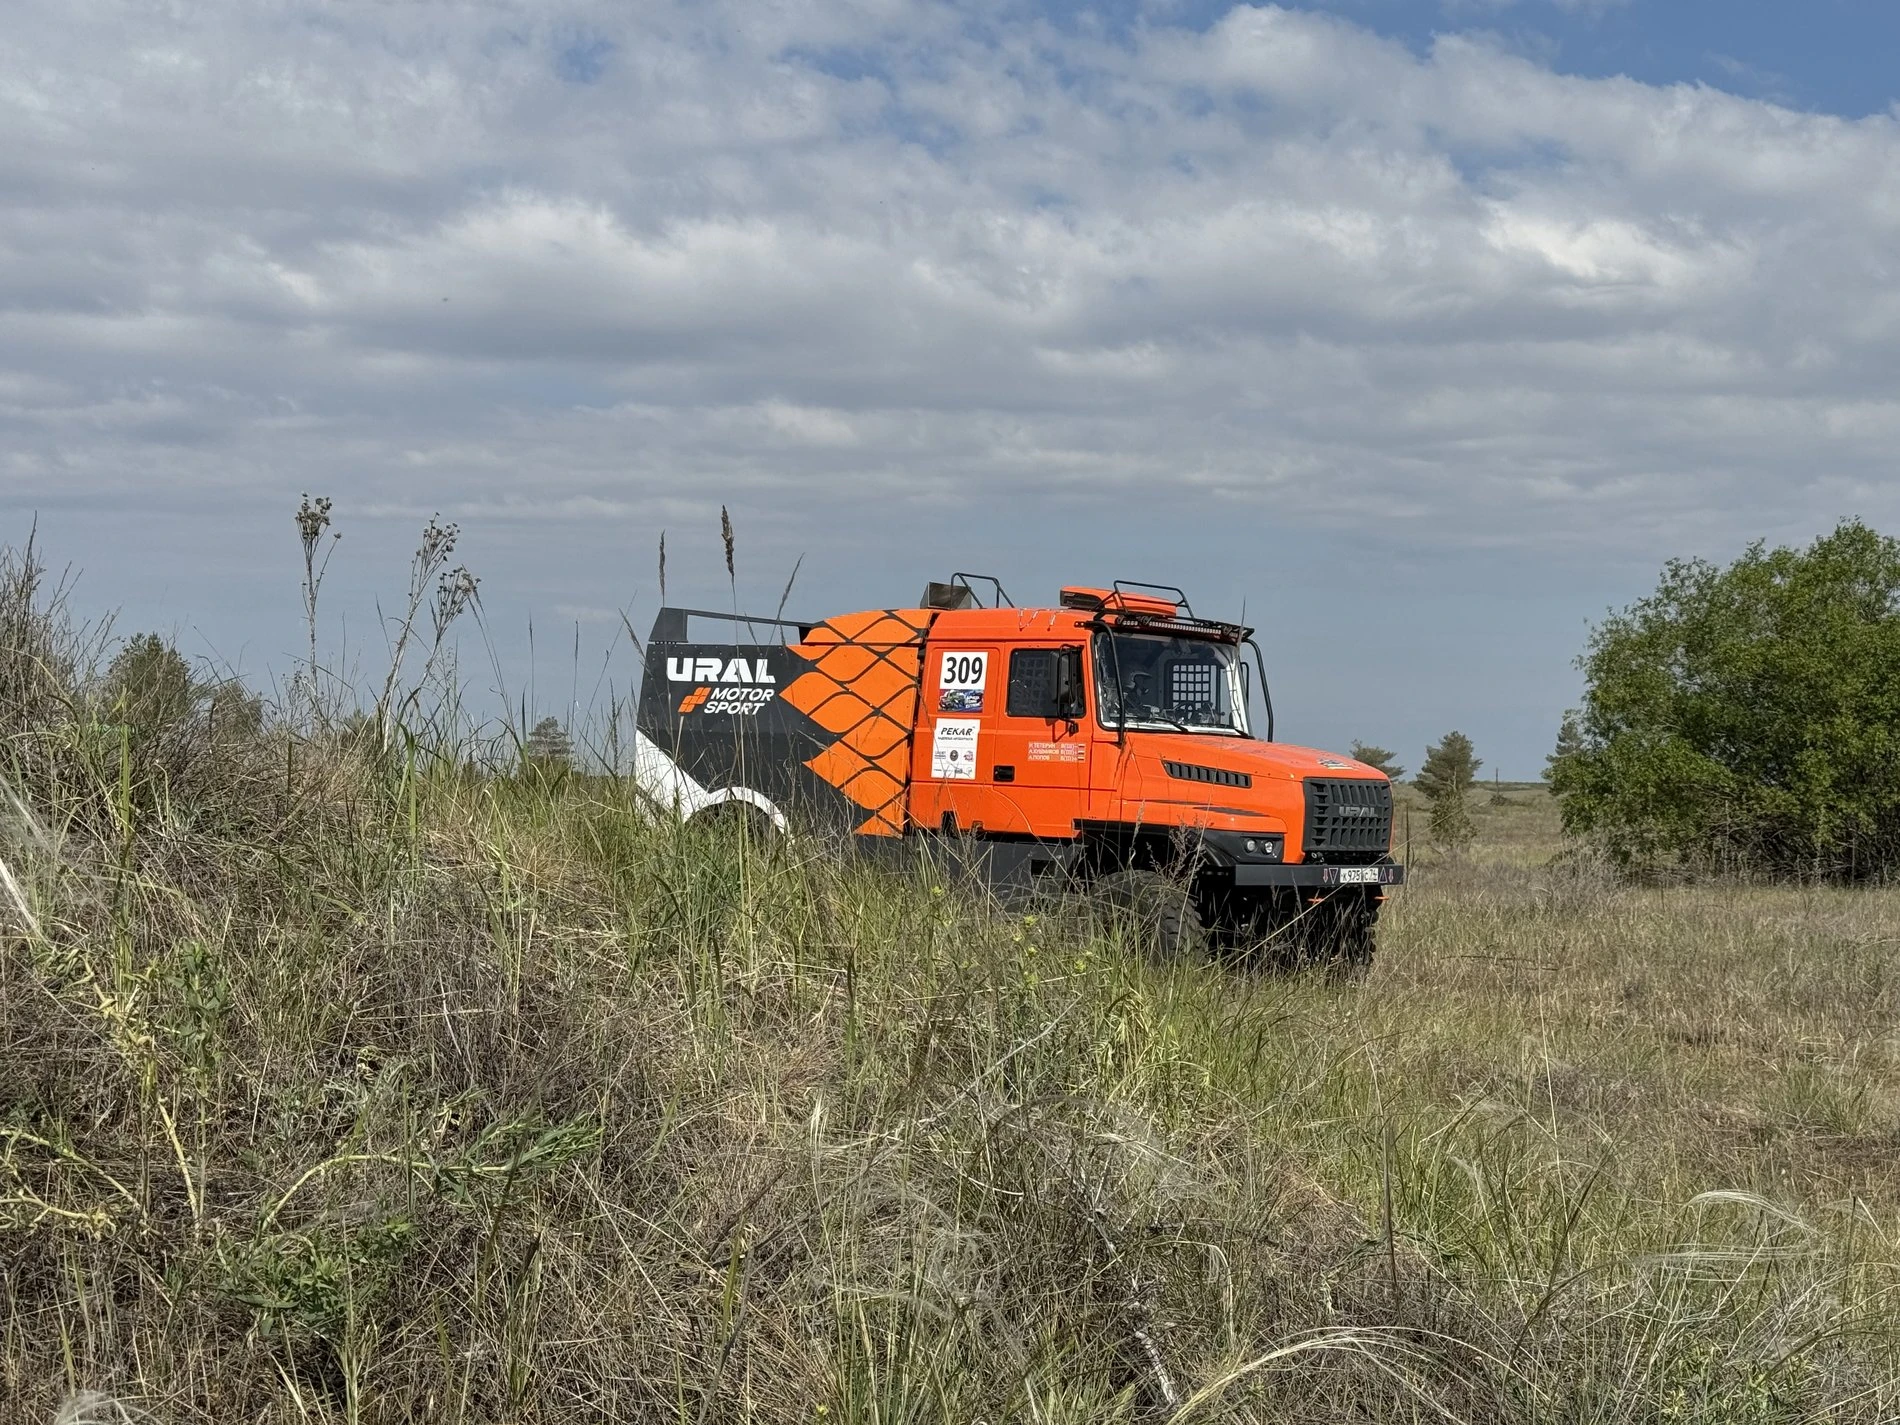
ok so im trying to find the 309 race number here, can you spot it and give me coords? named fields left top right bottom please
left=940, top=652, right=988, bottom=689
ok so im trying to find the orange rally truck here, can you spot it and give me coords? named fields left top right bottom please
left=633, top=576, right=1401, bottom=966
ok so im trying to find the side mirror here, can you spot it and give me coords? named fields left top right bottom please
left=1054, top=645, right=1084, bottom=719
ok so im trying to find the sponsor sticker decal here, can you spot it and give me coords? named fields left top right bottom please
left=668, top=655, right=780, bottom=716
left=688, top=687, right=778, bottom=715
left=938, top=650, right=988, bottom=715
left=932, top=718, right=980, bottom=780
left=1028, top=741, right=1086, bottom=762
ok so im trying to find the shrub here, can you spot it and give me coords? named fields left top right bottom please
left=1428, top=786, right=1475, bottom=851
left=91, top=632, right=271, bottom=824
left=1551, top=519, right=1900, bottom=879
left=104, top=633, right=197, bottom=730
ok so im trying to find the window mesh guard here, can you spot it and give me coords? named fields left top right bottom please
left=1168, top=661, right=1218, bottom=717
left=1008, top=650, right=1057, bottom=718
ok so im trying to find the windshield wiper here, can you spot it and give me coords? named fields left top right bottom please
left=1129, top=709, right=1195, bottom=733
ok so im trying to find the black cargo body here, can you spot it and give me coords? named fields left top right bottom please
left=634, top=640, right=828, bottom=816
left=633, top=606, right=935, bottom=836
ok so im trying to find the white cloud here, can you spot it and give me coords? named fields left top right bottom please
left=3, top=2, right=1899, bottom=729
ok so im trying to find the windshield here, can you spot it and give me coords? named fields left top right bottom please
left=1094, top=632, right=1250, bottom=735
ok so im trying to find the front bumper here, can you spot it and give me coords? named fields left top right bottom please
left=1233, top=862, right=1406, bottom=888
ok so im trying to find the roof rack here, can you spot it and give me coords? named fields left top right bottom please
left=1112, top=579, right=1194, bottom=618
left=948, top=572, right=1013, bottom=608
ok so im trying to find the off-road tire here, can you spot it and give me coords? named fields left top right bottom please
left=1303, top=894, right=1379, bottom=980
left=1096, top=869, right=1209, bottom=960
left=693, top=799, right=780, bottom=849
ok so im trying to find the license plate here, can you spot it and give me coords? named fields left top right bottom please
left=1335, top=866, right=1382, bottom=884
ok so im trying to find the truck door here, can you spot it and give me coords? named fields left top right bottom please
left=909, top=642, right=1091, bottom=839
left=990, top=644, right=1091, bottom=837
left=909, top=642, right=1023, bottom=834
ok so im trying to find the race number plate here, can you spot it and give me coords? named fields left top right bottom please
left=938, top=650, right=989, bottom=713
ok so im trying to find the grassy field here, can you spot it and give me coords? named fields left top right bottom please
left=5, top=589, right=1900, bottom=1421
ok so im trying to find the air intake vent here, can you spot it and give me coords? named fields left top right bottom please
left=1164, top=760, right=1252, bottom=788
left=1303, top=778, right=1393, bottom=864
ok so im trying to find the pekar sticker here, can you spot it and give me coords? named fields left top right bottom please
left=938, top=650, right=988, bottom=712
left=932, top=719, right=980, bottom=780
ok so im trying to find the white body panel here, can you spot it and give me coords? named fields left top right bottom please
left=630, top=729, right=789, bottom=830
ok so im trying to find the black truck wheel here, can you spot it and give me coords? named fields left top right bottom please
left=1301, top=893, right=1380, bottom=979
left=693, top=799, right=780, bottom=850
left=1097, top=869, right=1209, bottom=960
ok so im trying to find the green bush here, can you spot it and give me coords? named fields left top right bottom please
left=105, top=633, right=198, bottom=730
left=1429, top=787, right=1476, bottom=851
left=1551, top=519, right=1900, bottom=879
left=91, top=631, right=267, bottom=823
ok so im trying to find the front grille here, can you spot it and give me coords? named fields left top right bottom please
left=1303, top=778, right=1392, bottom=863
left=1164, top=760, right=1251, bottom=788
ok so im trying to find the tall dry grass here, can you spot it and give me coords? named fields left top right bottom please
left=2, top=548, right=1898, bottom=1423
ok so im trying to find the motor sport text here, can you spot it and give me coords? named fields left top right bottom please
left=668, top=657, right=779, bottom=716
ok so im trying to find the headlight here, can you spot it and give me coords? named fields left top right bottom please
left=1208, top=830, right=1284, bottom=863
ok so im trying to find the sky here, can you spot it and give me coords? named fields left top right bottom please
left=5, top=1, right=1900, bottom=777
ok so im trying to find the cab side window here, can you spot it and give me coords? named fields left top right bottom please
left=1007, top=649, right=1060, bottom=718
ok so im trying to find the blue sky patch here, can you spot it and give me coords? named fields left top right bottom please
left=554, top=30, right=613, bottom=85
left=1028, top=0, right=1899, bottom=116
